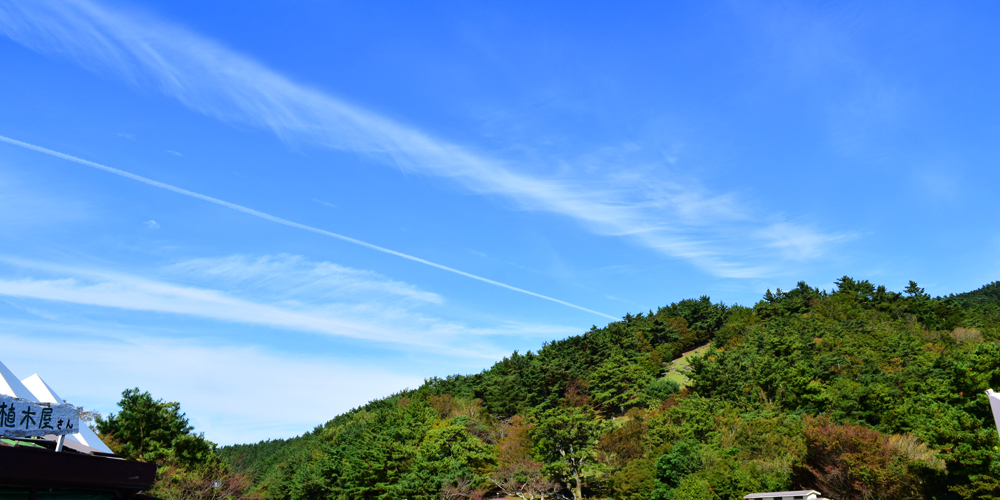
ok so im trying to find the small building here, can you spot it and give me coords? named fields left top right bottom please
left=744, top=491, right=828, bottom=500
left=0, top=359, right=158, bottom=499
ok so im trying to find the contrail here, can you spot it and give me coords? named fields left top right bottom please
left=0, top=135, right=617, bottom=320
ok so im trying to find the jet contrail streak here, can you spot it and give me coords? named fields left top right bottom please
left=0, top=135, right=617, bottom=320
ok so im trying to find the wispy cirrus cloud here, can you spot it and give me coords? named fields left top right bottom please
left=0, top=0, right=851, bottom=277
left=0, top=255, right=570, bottom=355
left=166, top=253, right=444, bottom=305
left=0, top=330, right=424, bottom=444
left=0, top=135, right=615, bottom=319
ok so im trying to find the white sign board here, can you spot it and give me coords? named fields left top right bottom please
left=988, top=389, right=1000, bottom=441
left=0, top=393, right=80, bottom=438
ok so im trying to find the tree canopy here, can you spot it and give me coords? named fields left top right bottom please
left=202, top=277, right=1000, bottom=499
left=97, top=388, right=254, bottom=500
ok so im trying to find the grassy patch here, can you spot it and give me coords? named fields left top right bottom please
left=661, top=343, right=712, bottom=387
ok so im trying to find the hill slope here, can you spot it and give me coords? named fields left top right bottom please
left=220, top=277, right=1000, bottom=500
left=951, top=281, right=1000, bottom=307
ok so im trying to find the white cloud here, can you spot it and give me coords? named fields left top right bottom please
left=0, top=135, right=616, bottom=319
left=758, top=222, right=855, bottom=261
left=0, top=256, right=502, bottom=355
left=0, top=254, right=584, bottom=443
left=165, top=253, right=444, bottom=305
left=143, top=219, right=159, bottom=229
left=0, top=298, right=61, bottom=321
left=0, top=0, right=849, bottom=277
left=0, top=330, right=423, bottom=445
left=311, top=198, right=337, bottom=209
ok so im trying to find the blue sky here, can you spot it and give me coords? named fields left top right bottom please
left=1, top=0, right=999, bottom=445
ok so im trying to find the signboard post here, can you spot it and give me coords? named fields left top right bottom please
left=0, top=393, right=80, bottom=439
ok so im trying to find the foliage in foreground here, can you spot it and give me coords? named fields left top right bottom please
left=96, top=388, right=256, bottom=500
left=202, top=278, right=1000, bottom=499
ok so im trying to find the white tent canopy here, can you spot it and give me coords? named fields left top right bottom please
left=21, top=373, right=114, bottom=454
left=987, top=389, right=1000, bottom=442
left=0, top=359, right=36, bottom=400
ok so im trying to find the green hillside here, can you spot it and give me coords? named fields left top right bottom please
left=950, top=281, right=1000, bottom=307
left=218, top=277, right=1000, bottom=500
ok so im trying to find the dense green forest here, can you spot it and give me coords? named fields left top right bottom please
left=120, top=278, right=1000, bottom=500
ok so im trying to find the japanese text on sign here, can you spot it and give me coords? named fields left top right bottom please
left=0, top=394, right=80, bottom=438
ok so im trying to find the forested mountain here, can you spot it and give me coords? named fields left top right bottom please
left=218, top=277, right=1000, bottom=500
